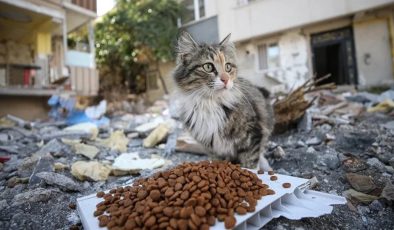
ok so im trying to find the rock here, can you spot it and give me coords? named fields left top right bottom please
left=135, top=116, right=165, bottom=133
left=71, top=161, right=111, bottom=181
left=381, top=182, right=394, bottom=202
left=389, top=157, right=394, bottom=168
left=36, top=139, right=67, bottom=155
left=346, top=173, right=376, bottom=193
left=0, top=199, right=9, bottom=210
left=357, top=205, right=370, bottom=215
left=385, top=166, right=394, bottom=174
left=296, top=140, right=306, bottom=148
left=325, top=133, right=336, bottom=141
left=54, top=162, right=68, bottom=171
left=28, top=153, right=54, bottom=187
left=7, top=177, right=28, bottom=188
left=12, top=188, right=59, bottom=206
left=306, top=137, right=321, bottom=146
left=369, top=200, right=384, bottom=212
left=143, top=123, right=170, bottom=148
left=35, top=172, right=81, bottom=192
left=97, top=130, right=129, bottom=152
left=112, top=152, right=166, bottom=175
left=276, top=168, right=290, bottom=175
left=343, top=156, right=369, bottom=173
left=345, top=92, right=379, bottom=104
left=308, top=176, right=319, bottom=189
left=381, top=121, right=394, bottom=130
left=320, top=149, right=340, bottom=169
left=343, top=189, right=378, bottom=204
left=0, top=162, right=3, bottom=170
left=273, top=146, right=286, bottom=159
left=297, top=110, right=312, bottom=132
left=306, top=146, right=316, bottom=154
left=320, top=124, right=332, bottom=132
left=367, top=158, right=386, bottom=172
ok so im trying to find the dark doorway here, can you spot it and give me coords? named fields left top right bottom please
left=311, top=27, right=357, bottom=85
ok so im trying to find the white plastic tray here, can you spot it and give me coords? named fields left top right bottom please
left=77, top=171, right=346, bottom=230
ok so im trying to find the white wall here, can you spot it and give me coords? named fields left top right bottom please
left=354, top=19, right=394, bottom=86
left=217, top=0, right=394, bottom=42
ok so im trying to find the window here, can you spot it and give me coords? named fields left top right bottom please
left=181, top=0, right=205, bottom=24
left=257, top=43, right=280, bottom=70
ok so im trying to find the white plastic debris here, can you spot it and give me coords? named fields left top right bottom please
left=112, top=152, right=166, bottom=173
left=77, top=172, right=346, bottom=230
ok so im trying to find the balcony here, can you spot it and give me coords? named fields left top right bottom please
left=182, top=16, right=219, bottom=44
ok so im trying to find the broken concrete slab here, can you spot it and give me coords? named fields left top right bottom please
left=63, top=140, right=100, bottom=160
left=71, top=161, right=111, bottom=181
left=28, top=153, right=54, bottom=187
left=35, top=172, right=81, bottom=192
left=346, top=173, right=376, bottom=193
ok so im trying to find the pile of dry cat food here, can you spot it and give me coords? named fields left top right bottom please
left=94, top=161, right=276, bottom=230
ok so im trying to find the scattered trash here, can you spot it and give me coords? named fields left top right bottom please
left=71, top=161, right=111, bottom=181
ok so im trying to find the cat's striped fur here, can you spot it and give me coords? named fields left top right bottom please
left=173, top=31, right=275, bottom=170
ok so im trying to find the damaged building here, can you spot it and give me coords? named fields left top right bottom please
left=150, top=0, right=394, bottom=101
left=0, top=0, right=98, bottom=119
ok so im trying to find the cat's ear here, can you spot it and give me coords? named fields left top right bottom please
left=176, top=31, right=198, bottom=59
left=219, top=33, right=232, bottom=46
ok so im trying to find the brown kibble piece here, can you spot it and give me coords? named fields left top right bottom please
left=257, top=169, right=264, bottom=174
left=195, top=206, right=206, bottom=217
left=149, top=189, right=161, bottom=201
left=96, top=191, right=105, bottom=198
left=270, top=175, right=278, bottom=181
left=235, top=206, right=247, bottom=215
left=282, top=182, right=291, bottom=188
left=145, top=215, right=156, bottom=227
left=268, top=170, right=275, bottom=175
left=224, top=215, right=236, bottom=229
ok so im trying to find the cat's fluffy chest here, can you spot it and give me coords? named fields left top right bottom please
left=177, top=90, right=242, bottom=155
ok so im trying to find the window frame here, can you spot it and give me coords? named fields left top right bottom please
left=179, top=0, right=206, bottom=26
left=256, top=41, right=281, bottom=72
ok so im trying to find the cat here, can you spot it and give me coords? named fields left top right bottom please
left=173, top=31, right=275, bottom=170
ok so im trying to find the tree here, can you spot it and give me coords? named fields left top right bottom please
left=95, top=0, right=182, bottom=94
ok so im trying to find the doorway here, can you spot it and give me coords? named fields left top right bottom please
left=311, top=27, right=357, bottom=85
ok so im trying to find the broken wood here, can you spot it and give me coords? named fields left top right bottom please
left=273, top=75, right=336, bottom=134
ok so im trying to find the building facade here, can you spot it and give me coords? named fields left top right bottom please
left=0, top=0, right=98, bottom=119
left=149, top=0, right=394, bottom=101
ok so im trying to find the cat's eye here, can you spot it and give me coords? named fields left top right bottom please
left=225, top=63, right=232, bottom=72
left=202, top=63, right=215, bottom=73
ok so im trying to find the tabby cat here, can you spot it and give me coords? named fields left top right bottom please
left=173, top=31, right=275, bottom=170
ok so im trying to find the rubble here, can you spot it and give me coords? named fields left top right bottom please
left=1, top=87, right=394, bottom=229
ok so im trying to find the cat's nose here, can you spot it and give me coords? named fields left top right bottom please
left=220, top=74, right=229, bottom=85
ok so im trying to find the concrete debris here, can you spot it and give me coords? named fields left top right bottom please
left=97, top=130, right=129, bottom=152
left=63, top=140, right=100, bottom=159
left=71, top=161, right=111, bottom=181
left=306, top=137, right=322, bottom=146
left=35, top=172, right=81, bottom=192
left=346, top=173, right=376, bottom=193
left=135, top=116, right=164, bottom=133
left=366, top=158, right=386, bottom=172
left=143, top=123, right=170, bottom=148
left=28, top=153, right=55, bottom=187
left=63, top=122, right=99, bottom=139
left=53, top=162, right=68, bottom=171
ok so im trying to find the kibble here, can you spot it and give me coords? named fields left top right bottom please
left=257, top=169, right=264, bottom=174
left=268, top=170, right=275, bottom=175
left=93, top=161, right=274, bottom=229
left=270, top=175, right=278, bottom=181
left=282, top=182, right=291, bottom=188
